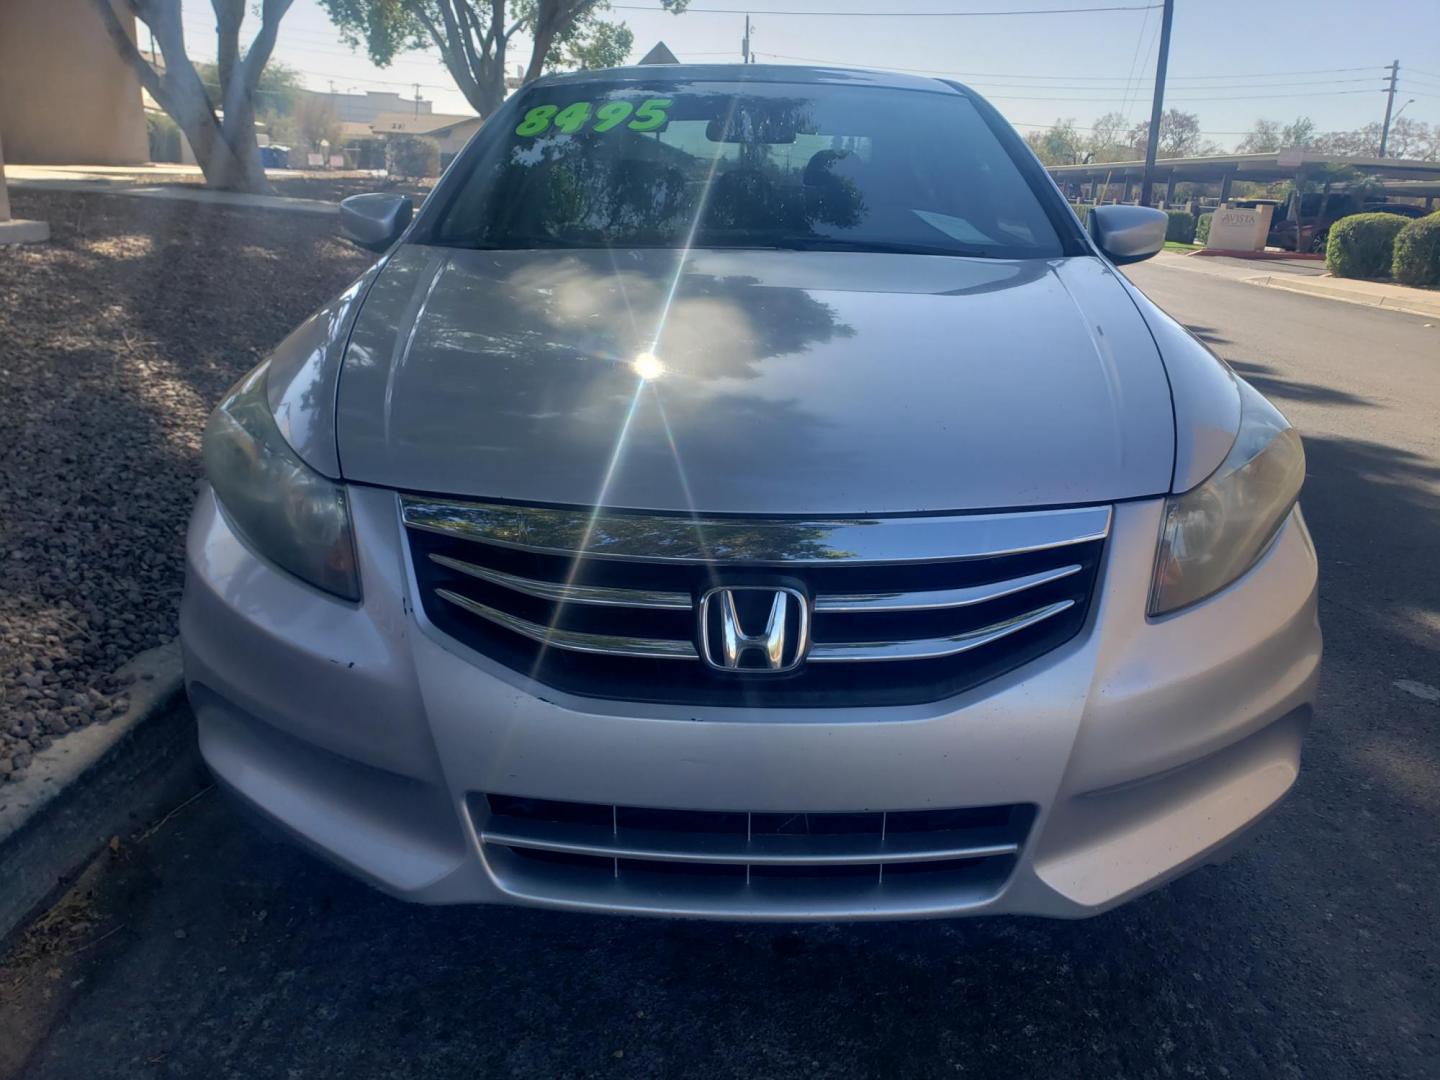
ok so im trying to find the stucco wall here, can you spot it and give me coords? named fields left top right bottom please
left=0, top=0, right=148, bottom=165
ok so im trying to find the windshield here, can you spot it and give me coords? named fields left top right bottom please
left=430, top=80, right=1063, bottom=259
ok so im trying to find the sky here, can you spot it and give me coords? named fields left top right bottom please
left=174, top=0, right=1440, bottom=149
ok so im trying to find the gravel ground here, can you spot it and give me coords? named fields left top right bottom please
left=0, top=189, right=370, bottom=784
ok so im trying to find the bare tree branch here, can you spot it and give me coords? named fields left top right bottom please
left=432, top=0, right=483, bottom=87
left=411, top=5, right=482, bottom=104
left=87, top=0, right=169, bottom=109
left=239, top=0, right=295, bottom=95
left=211, top=0, right=243, bottom=93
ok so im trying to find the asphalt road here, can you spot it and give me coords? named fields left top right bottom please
left=6, top=257, right=1438, bottom=1080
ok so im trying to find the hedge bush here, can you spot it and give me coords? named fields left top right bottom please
left=1391, top=212, right=1440, bottom=287
left=1163, top=210, right=1196, bottom=244
left=1195, top=212, right=1213, bottom=246
left=1326, top=212, right=1408, bottom=279
left=146, top=112, right=182, bottom=164
left=386, top=135, right=439, bottom=181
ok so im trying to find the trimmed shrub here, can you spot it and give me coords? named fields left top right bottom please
left=1391, top=212, right=1440, bottom=287
left=1326, top=212, right=1407, bottom=279
left=386, top=135, right=439, bottom=181
left=1164, top=210, right=1196, bottom=244
left=1195, top=212, right=1213, bottom=246
left=146, top=112, right=182, bottom=164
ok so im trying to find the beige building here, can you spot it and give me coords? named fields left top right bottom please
left=0, top=0, right=147, bottom=165
left=368, top=112, right=485, bottom=169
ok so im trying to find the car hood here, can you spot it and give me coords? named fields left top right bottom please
left=335, top=245, right=1174, bottom=515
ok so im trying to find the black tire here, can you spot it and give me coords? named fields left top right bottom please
left=1309, top=229, right=1329, bottom=254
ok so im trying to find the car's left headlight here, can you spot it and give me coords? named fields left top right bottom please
left=1149, top=379, right=1305, bottom=616
left=202, top=363, right=361, bottom=601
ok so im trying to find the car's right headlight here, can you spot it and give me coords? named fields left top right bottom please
left=1149, top=379, right=1305, bottom=616
left=202, top=363, right=361, bottom=601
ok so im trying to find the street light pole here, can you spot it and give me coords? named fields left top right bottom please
left=1379, top=60, right=1400, bottom=157
left=1138, top=0, right=1175, bottom=207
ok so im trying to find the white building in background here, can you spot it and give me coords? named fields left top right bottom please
left=304, top=89, right=432, bottom=125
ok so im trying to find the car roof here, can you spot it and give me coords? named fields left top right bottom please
left=531, top=62, right=963, bottom=96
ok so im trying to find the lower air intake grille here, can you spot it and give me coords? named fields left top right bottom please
left=403, top=496, right=1108, bottom=708
left=475, top=795, right=1035, bottom=916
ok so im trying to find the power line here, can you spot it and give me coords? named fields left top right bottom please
left=754, top=54, right=1387, bottom=100
left=977, top=88, right=1382, bottom=102
left=610, top=2, right=1160, bottom=14
left=1162, top=65, right=1383, bottom=79
left=1009, top=118, right=1251, bottom=135
left=1168, top=88, right=1384, bottom=102
left=1122, top=8, right=1161, bottom=125
left=753, top=51, right=1384, bottom=86
left=974, top=76, right=1379, bottom=91
left=1114, top=0, right=1151, bottom=122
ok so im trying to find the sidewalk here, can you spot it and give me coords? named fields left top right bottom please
left=1144, top=251, right=1440, bottom=319
left=1247, top=272, right=1440, bottom=319
left=6, top=164, right=341, bottom=217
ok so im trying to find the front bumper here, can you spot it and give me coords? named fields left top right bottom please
left=180, top=486, right=1321, bottom=920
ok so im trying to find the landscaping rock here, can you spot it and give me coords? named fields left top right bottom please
left=0, top=190, right=370, bottom=785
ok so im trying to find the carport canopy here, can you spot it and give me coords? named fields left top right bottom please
left=1048, top=151, right=1440, bottom=204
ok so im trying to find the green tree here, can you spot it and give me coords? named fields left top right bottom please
left=1237, top=116, right=1315, bottom=155
left=1086, top=110, right=1133, bottom=162
left=1127, top=109, right=1217, bottom=159
left=195, top=59, right=304, bottom=118
left=89, top=0, right=296, bottom=193
left=1024, top=118, right=1084, bottom=166
left=320, top=0, right=686, bottom=120
left=294, top=96, right=343, bottom=152
left=553, top=12, right=632, bottom=69
left=1237, top=118, right=1282, bottom=154
left=1281, top=116, right=1316, bottom=148
left=1314, top=118, right=1437, bottom=161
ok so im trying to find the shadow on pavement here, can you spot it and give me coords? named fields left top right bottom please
left=1228, top=360, right=1378, bottom=409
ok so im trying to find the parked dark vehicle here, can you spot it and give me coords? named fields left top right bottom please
left=1265, top=194, right=1427, bottom=253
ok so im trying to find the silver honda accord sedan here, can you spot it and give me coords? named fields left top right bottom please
left=181, top=64, right=1320, bottom=920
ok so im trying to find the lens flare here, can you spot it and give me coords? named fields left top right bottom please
left=632, top=352, right=665, bottom=380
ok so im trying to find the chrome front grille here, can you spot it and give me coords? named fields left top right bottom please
left=475, top=795, right=1036, bottom=916
left=402, top=496, right=1108, bottom=707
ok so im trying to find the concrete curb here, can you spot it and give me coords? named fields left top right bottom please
left=1247, top=274, right=1440, bottom=319
left=8, top=178, right=339, bottom=217
left=1192, top=249, right=1325, bottom=262
left=0, top=640, right=205, bottom=944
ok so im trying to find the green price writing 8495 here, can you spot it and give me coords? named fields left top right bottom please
left=514, top=98, right=673, bottom=137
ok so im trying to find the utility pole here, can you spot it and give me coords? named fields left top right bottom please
left=1379, top=60, right=1399, bottom=157
left=1138, top=0, right=1175, bottom=207
left=413, top=83, right=421, bottom=116
left=742, top=14, right=751, bottom=63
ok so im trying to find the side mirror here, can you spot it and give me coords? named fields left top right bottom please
left=340, top=193, right=413, bottom=253
left=1087, top=204, right=1168, bottom=265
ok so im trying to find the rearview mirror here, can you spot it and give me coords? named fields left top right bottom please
left=1087, top=204, right=1168, bottom=265
left=340, top=193, right=413, bottom=253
